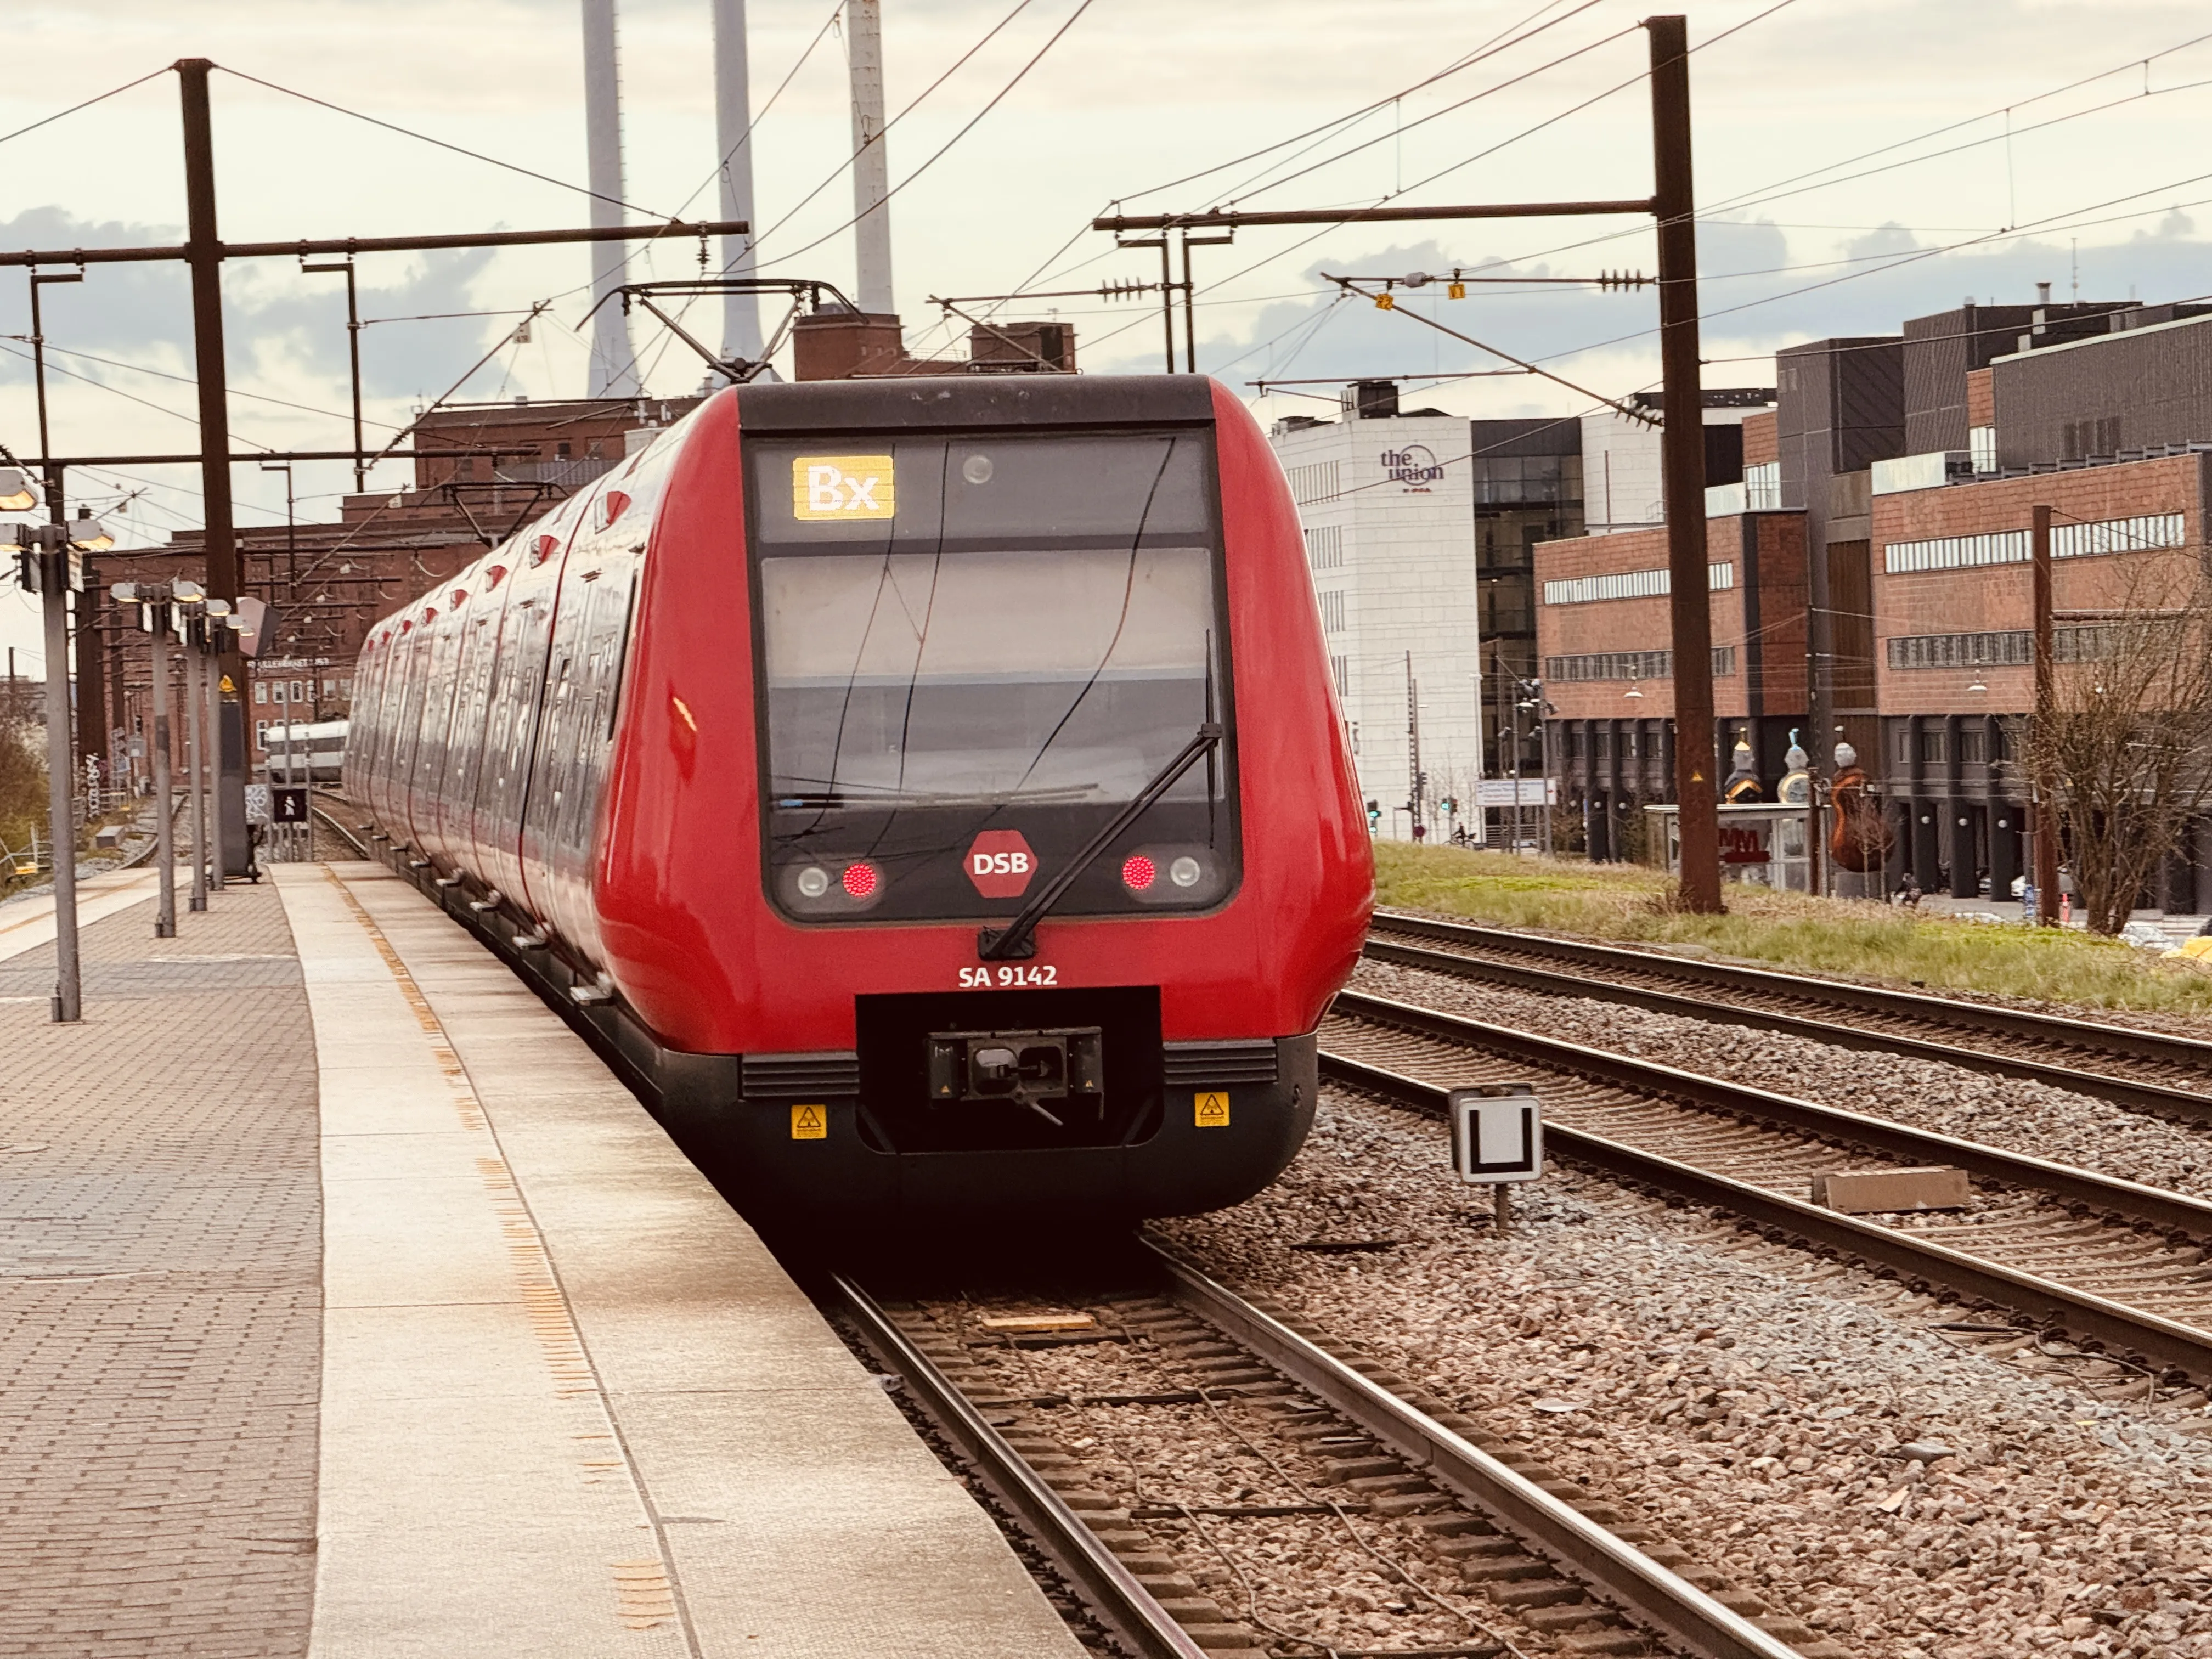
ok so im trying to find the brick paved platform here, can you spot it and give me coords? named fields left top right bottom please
left=0, top=876, right=320, bottom=1659
left=3, top=860, right=1088, bottom=1657
left=280, top=861, right=1086, bottom=1659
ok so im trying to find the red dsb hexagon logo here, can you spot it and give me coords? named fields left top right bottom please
left=965, top=830, right=1038, bottom=899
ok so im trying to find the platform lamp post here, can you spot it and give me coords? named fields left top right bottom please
left=110, top=579, right=195, bottom=938
left=196, top=597, right=236, bottom=897
left=3, top=480, right=112, bottom=1023
left=172, top=582, right=210, bottom=910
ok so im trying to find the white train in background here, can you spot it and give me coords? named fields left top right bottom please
left=263, top=720, right=347, bottom=785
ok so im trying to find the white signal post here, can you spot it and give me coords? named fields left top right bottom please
left=1448, top=1082, right=1544, bottom=1238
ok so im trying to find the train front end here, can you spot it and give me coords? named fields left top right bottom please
left=598, top=375, right=1371, bottom=1228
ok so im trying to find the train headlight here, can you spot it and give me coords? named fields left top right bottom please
left=1121, top=845, right=1227, bottom=907
left=782, top=858, right=886, bottom=915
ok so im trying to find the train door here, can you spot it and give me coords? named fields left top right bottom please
left=406, top=600, right=469, bottom=866
left=454, top=562, right=515, bottom=881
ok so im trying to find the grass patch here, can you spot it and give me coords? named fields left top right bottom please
left=1373, top=841, right=2212, bottom=1020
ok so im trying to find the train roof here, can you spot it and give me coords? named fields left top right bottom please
left=734, top=374, right=1215, bottom=433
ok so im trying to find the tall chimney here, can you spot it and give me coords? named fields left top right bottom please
left=582, top=0, right=640, bottom=396
left=712, top=0, right=763, bottom=363
left=847, top=0, right=895, bottom=316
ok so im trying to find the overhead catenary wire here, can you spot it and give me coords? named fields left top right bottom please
left=213, top=65, right=676, bottom=222
left=1121, top=0, right=1604, bottom=207
left=973, top=0, right=1627, bottom=328
left=0, top=66, right=170, bottom=150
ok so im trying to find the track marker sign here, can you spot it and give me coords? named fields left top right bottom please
left=790, top=1104, right=827, bottom=1140
left=1448, top=1084, right=1542, bottom=1182
left=792, top=455, right=895, bottom=521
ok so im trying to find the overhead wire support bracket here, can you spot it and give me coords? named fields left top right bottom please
left=1090, top=200, right=1652, bottom=233
left=580, top=276, right=861, bottom=384
left=1321, top=274, right=1658, bottom=427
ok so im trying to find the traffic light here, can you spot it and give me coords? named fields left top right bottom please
left=1366, top=798, right=1381, bottom=830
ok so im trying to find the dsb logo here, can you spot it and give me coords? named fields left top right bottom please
left=964, top=830, right=1037, bottom=899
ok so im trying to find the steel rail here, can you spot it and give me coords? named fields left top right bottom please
left=1144, top=1241, right=1807, bottom=1659
left=1334, top=986, right=2212, bottom=1243
left=828, top=1272, right=1210, bottom=1659
left=1363, top=929, right=2212, bottom=1124
left=1374, top=909, right=2212, bottom=1091
left=1316, top=1049, right=2212, bottom=1384
left=310, top=805, right=369, bottom=860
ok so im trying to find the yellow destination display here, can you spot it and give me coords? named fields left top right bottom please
left=1194, top=1092, right=1230, bottom=1128
left=790, top=1103, right=828, bottom=1139
left=792, top=454, right=895, bottom=521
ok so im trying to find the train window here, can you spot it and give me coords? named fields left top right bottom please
left=749, top=428, right=1236, bottom=924
left=749, top=432, right=1210, bottom=546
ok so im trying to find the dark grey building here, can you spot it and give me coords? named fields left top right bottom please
left=1903, top=301, right=2130, bottom=454
left=1470, top=417, right=1584, bottom=783
left=1991, top=304, right=2212, bottom=467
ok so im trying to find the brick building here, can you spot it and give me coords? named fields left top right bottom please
left=1536, top=285, right=2212, bottom=913
left=93, top=396, right=693, bottom=785
left=1539, top=510, right=1807, bottom=859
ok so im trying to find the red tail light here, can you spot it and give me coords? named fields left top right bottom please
left=840, top=861, right=879, bottom=899
left=1121, top=854, right=1156, bottom=890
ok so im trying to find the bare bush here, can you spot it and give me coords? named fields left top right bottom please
left=2025, top=554, right=2212, bottom=935
left=0, top=716, right=45, bottom=866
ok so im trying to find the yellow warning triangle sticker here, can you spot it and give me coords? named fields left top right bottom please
left=1194, top=1092, right=1230, bottom=1128
left=219, top=674, right=236, bottom=693
left=790, top=1103, right=827, bottom=1139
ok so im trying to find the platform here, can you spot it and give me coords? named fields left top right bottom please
left=0, top=860, right=1087, bottom=1658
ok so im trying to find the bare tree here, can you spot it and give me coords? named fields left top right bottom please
left=2025, top=555, right=2212, bottom=935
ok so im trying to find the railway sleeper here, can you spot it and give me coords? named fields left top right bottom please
left=906, top=1295, right=1854, bottom=1658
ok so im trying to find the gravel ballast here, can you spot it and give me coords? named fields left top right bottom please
left=1355, top=956, right=2212, bottom=1203
left=1158, top=1086, right=2212, bottom=1658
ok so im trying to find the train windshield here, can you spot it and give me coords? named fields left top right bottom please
left=748, top=429, right=1236, bottom=922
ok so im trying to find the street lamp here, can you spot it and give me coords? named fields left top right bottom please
left=4, top=500, right=112, bottom=1023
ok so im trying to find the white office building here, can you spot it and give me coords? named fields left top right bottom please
left=1271, top=390, right=1485, bottom=842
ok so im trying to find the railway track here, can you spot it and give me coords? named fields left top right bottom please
left=1322, top=989, right=2212, bottom=1386
left=1365, top=910, right=2212, bottom=1125
left=832, top=1250, right=1824, bottom=1659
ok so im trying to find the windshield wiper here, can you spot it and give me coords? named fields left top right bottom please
left=977, top=721, right=1223, bottom=962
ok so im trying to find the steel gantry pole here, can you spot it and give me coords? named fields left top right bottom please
left=1647, top=14, right=1722, bottom=912
left=37, top=547, right=80, bottom=1021
left=183, top=625, right=207, bottom=912
left=150, top=606, right=177, bottom=936
left=2032, top=503, right=2061, bottom=924
left=202, top=613, right=224, bottom=891
left=176, top=59, right=251, bottom=884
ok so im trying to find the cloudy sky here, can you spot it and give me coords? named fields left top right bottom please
left=4, top=0, right=2212, bottom=667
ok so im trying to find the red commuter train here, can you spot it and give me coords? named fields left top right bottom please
left=346, top=374, right=1372, bottom=1226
